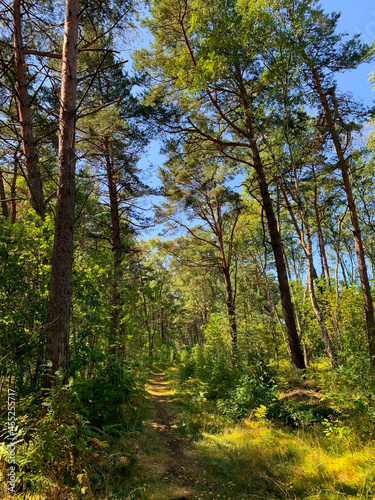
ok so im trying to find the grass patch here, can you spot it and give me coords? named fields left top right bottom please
left=194, top=422, right=375, bottom=499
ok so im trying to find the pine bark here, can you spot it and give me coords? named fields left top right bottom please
left=45, top=0, right=79, bottom=385
left=11, top=157, right=18, bottom=224
left=312, top=68, right=375, bottom=371
left=252, top=156, right=305, bottom=369
left=13, top=0, right=46, bottom=218
left=103, top=135, right=123, bottom=356
left=278, top=183, right=336, bottom=365
left=215, top=197, right=238, bottom=354
left=304, top=216, right=337, bottom=366
left=222, top=266, right=237, bottom=353
left=312, top=167, right=330, bottom=284
left=0, top=169, right=9, bottom=218
left=242, top=104, right=305, bottom=370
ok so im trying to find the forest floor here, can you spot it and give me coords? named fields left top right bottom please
left=129, top=372, right=231, bottom=500
left=124, top=372, right=375, bottom=500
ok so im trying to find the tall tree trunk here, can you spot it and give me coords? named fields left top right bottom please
left=45, top=0, right=79, bottom=386
left=103, top=135, right=123, bottom=356
left=311, top=68, right=375, bottom=371
left=279, top=184, right=336, bottom=365
left=10, top=155, right=18, bottom=224
left=251, top=156, right=305, bottom=368
left=236, top=76, right=305, bottom=369
left=304, top=216, right=337, bottom=366
left=243, top=109, right=305, bottom=369
left=0, top=169, right=9, bottom=218
left=139, top=269, right=153, bottom=360
left=312, top=166, right=330, bottom=284
left=222, top=266, right=237, bottom=353
left=13, top=0, right=46, bottom=218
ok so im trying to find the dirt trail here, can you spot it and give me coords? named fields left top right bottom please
left=143, top=372, right=206, bottom=500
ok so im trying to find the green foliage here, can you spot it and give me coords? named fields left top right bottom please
left=2, top=0, right=375, bottom=497
left=0, top=212, right=53, bottom=393
left=268, top=398, right=337, bottom=428
left=73, top=363, right=146, bottom=433
left=217, top=356, right=277, bottom=420
left=0, top=367, right=145, bottom=497
left=174, top=333, right=277, bottom=432
left=1, top=386, right=93, bottom=496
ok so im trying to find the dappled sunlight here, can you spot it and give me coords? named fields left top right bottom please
left=147, top=373, right=176, bottom=398
left=147, top=387, right=175, bottom=397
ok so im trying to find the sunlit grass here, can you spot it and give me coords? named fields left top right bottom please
left=195, top=422, right=375, bottom=499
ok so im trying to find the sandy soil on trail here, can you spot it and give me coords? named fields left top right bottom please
left=144, top=373, right=205, bottom=500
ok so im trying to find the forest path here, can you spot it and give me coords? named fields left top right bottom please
left=136, top=372, right=216, bottom=500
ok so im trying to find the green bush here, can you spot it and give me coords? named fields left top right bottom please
left=267, top=399, right=338, bottom=428
left=177, top=348, right=198, bottom=383
left=217, top=353, right=277, bottom=419
left=1, top=385, right=95, bottom=496
left=73, top=363, right=146, bottom=432
left=174, top=344, right=278, bottom=423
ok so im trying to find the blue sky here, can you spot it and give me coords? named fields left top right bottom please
left=324, top=0, right=375, bottom=104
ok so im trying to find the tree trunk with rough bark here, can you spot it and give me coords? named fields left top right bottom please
left=312, top=166, right=330, bottom=284
left=13, top=0, right=46, bottom=218
left=252, top=156, right=305, bottom=369
left=304, top=217, right=337, bottom=366
left=312, top=68, right=375, bottom=372
left=278, top=183, right=336, bottom=365
left=45, top=0, right=79, bottom=386
left=103, top=135, right=123, bottom=356
left=10, top=156, right=18, bottom=224
left=222, top=266, right=237, bottom=353
left=0, top=169, right=9, bottom=218
left=242, top=104, right=305, bottom=370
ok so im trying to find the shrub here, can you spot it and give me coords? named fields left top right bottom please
left=217, top=353, right=277, bottom=419
left=0, top=385, right=95, bottom=497
left=73, top=363, right=146, bottom=432
left=267, top=398, right=337, bottom=428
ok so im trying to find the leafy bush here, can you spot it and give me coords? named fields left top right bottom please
left=174, top=342, right=278, bottom=427
left=73, top=363, right=146, bottom=432
left=217, top=353, right=277, bottom=419
left=0, top=385, right=96, bottom=497
left=267, top=398, right=338, bottom=428
left=0, top=365, right=145, bottom=497
left=177, top=348, right=198, bottom=383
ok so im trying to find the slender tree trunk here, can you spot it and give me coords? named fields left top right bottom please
left=279, top=184, right=336, bottom=365
left=261, top=259, right=290, bottom=356
left=103, top=135, right=123, bottom=356
left=312, top=167, right=330, bottom=284
left=312, top=68, right=375, bottom=371
left=333, top=214, right=345, bottom=339
left=139, top=270, right=153, bottom=360
left=252, top=158, right=305, bottom=368
left=244, top=114, right=305, bottom=369
left=13, top=0, right=45, bottom=218
left=222, top=266, right=237, bottom=353
left=236, top=81, right=305, bottom=369
left=304, top=218, right=337, bottom=366
left=11, top=157, right=18, bottom=224
left=45, top=0, right=79, bottom=386
left=0, top=169, right=9, bottom=218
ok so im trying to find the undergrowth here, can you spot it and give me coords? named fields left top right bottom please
left=196, top=422, right=375, bottom=499
left=0, top=363, right=147, bottom=499
left=166, top=344, right=375, bottom=499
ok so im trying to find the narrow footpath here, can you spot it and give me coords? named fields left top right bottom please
left=132, top=372, right=230, bottom=500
